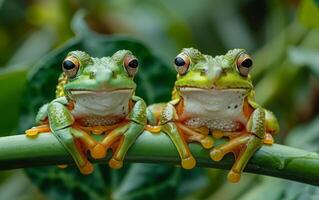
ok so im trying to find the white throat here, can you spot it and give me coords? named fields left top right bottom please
left=179, top=87, right=248, bottom=130
left=70, top=89, right=133, bottom=118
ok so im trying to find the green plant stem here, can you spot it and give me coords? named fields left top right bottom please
left=0, top=132, right=319, bottom=186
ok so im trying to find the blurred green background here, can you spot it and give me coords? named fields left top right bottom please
left=0, top=0, right=319, bottom=199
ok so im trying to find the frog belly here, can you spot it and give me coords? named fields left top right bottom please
left=70, top=89, right=133, bottom=125
left=179, top=88, right=248, bottom=131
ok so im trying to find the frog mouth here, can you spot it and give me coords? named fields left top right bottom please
left=68, top=89, right=134, bottom=99
left=176, top=86, right=251, bottom=91
left=178, top=87, right=248, bottom=93
left=69, top=88, right=133, bottom=94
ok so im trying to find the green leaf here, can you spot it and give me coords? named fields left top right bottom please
left=0, top=68, right=27, bottom=135
left=299, top=0, right=319, bottom=28
left=113, top=165, right=208, bottom=200
left=113, top=164, right=180, bottom=200
left=6, top=28, right=56, bottom=68
left=286, top=115, right=319, bottom=152
left=288, top=46, right=319, bottom=78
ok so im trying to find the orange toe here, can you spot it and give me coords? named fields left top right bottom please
left=109, top=158, right=123, bottom=169
left=91, top=143, right=106, bottom=159
left=79, top=162, right=94, bottom=175
left=227, top=170, right=241, bottom=183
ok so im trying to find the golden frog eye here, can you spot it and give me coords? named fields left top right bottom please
left=174, top=54, right=190, bottom=75
left=236, top=53, right=253, bottom=77
left=62, top=56, right=80, bottom=78
left=124, top=54, right=139, bottom=77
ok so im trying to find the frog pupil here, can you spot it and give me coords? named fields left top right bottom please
left=175, top=57, right=185, bottom=66
left=128, top=59, right=138, bottom=68
left=63, top=60, right=75, bottom=70
left=241, top=59, right=252, bottom=68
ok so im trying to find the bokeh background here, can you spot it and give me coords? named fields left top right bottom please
left=0, top=0, right=319, bottom=199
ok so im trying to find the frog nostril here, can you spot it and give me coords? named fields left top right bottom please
left=200, top=68, right=208, bottom=76
left=89, top=71, right=95, bottom=79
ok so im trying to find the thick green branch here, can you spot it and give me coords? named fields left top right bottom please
left=0, top=132, right=319, bottom=186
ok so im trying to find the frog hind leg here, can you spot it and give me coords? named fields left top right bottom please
left=210, top=134, right=262, bottom=182
left=210, top=108, right=265, bottom=183
left=70, top=127, right=101, bottom=158
left=157, top=103, right=196, bottom=169
left=108, top=98, right=147, bottom=169
left=176, top=122, right=214, bottom=149
left=162, top=122, right=196, bottom=169
left=92, top=97, right=147, bottom=169
left=91, top=123, right=129, bottom=160
left=54, top=127, right=93, bottom=174
left=108, top=122, right=144, bottom=169
left=227, top=136, right=262, bottom=182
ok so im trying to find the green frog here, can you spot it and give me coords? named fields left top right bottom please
left=26, top=50, right=147, bottom=174
left=146, top=48, right=279, bottom=182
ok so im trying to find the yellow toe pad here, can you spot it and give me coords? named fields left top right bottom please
left=181, top=156, right=196, bottom=169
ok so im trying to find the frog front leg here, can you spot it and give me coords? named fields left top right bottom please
left=47, top=101, right=96, bottom=174
left=158, top=104, right=197, bottom=169
left=210, top=108, right=266, bottom=183
left=212, top=109, right=278, bottom=145
left=91, top=96, right=146, bottom=169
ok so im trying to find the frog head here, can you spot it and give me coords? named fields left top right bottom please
left=173, top=48, right=253, bottom=90
left=62, top=50, right=139, bottom=100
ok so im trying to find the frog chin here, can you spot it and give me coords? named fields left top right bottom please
left=68, top=88, right=134, bottom=117
left=177, top=87, right=250, bottom=129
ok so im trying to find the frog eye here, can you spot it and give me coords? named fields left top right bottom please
left=62, top=56, right=80, bottom=78
left=124, top=54, right=139, bottom=77
left=236, top=53, right=253, bottom=77
left=174, top=54, right=190, bottom=75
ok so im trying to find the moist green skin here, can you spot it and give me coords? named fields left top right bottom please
left=147, top=48, right=279, bottom=182
left=174, top=48, right=253, bottom=90
left=64, top=50, right=136, bottom=93
left=31, top=50, right=147, bottom=174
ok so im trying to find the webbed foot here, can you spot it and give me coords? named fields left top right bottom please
left=176, top=123, right=214, bottom=149
left=91, top=143, right=106, bottom=159
left=79, top=161, right=94, bottom=174
left=70, top=127, right=103, bottom=159
left=109, top=158, right=123, bottom=169
left=210, top=134, right=263, bottom=183
left=96, top=122, right=144, bottom=169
